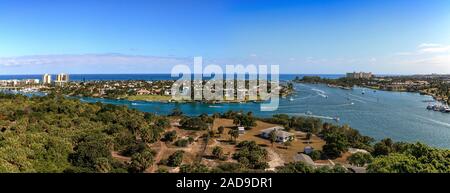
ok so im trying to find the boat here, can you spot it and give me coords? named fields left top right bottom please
left=426, top=104, right=433, bottom=110
left=443, top=107, right=450, bottom=113
left=441, top=105, right=450, bottom=113
left=333, top=117, right=340, bottom=122
left=432, top=105, right=441, bottom=111
left=289, top=97, right=294, bottom=101
left=305, top=111, right=313, bottom=115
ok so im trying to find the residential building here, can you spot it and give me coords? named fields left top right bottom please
left=260, top=126, right=294, bottom=143
left=55, top=73, right=69, bottom=86
left=137, top=89, right=151, bottom=95
left=43, top=74, right=52, bottom=84
left=346, top=72, right=373, bottom=79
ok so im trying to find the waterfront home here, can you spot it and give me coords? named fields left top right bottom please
left=260, top=126, right=294, bottom=143
left=137, top=89, right=151, bottom=95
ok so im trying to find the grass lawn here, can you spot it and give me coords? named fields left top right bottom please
left=125, top=95, right=172, bottom=101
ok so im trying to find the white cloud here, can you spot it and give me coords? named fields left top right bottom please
left=0, top=54, right=191, bottom=74
left=0, top=54, right=189, bottom=66
left=418, top=43, right=442, bottom=48
left=387, top=43, right=450, bottom=73
left=417, top=43, right=450, bottom=54
left=393, top=52, right=413, bottom=56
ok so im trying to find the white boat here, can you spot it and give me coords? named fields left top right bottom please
left=441, top=106, right=450, bottom=113
left=289, top=97, right=294, bottom=101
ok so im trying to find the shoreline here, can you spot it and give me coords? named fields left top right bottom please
left=304, top=81, right=449, bottom=106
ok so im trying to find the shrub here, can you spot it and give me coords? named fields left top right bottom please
left=167, top=150, right=184, bottom=167
left=163, top=130, right=177, bottom=142
left=174, top=139, right=189, bottom=147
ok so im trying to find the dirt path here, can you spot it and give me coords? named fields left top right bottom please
left=111, top=151, right=131, bottom=162
left=266, top=148, right=284, bottom=171
left=146, top=141, right=167, bottom=173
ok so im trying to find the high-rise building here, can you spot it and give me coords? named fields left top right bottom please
left=43, top=74, right=52, bottom=84
left=55, top=73, right=69, bottom=86
left=56, top=73, right=69, bottom=82
left=346, top=72, right=373, bottom=79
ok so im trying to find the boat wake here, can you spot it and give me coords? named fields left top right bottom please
left=317, top=93, right=328, bottom=98
left=311, top=88, right=326, bottom=94
left=332, top=103, right=355, bottom=107
left=415, top=115, right=450, bottom=128
left=347, top=93, right=377, bottom=103
left=295, top=94, right=318, bottom=100
left=348, top=98, right=367, bottom=104
left=286, top=113, right=336, bottom=120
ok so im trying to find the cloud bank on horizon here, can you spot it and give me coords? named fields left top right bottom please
left=1, top=43, right=448, bottom=75
left=0, top=0, right=449, bottom=75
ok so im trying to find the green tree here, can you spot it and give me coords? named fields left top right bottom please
left=276, top=162, right=314, bottom=173
left=163, top=131, right=177, bottom=142
left=212, top=146, right=224, bottom=159
left=322, top=132, right=349, bottom=159
left=167, top=150, right=184, bottom=167
left=269, top=130, right=277, bottom=147
left=367, top=153, right=419, bottom=173
left=308, top=150, right=322, bottom=161
left=228, top=129, right=239, bottom=143
left=140, top=126, right=164, bottom=143
left=348, top=152, right=373, bottom=167
left=129, top=150, right=154, bottom=173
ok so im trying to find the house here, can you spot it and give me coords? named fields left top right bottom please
left=137, top=89, right=151, bottom=95
left=238, top=127, right=245, bottom=135
left=260, top=126, right=294, bottom=143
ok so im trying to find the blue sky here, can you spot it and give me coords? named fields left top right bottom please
left=0, top=0, right=449, bottom=74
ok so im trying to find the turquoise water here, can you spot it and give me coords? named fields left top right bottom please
left=3, top=73, right=450, bottom=148
left=78, top=83, right=450, bottom=148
